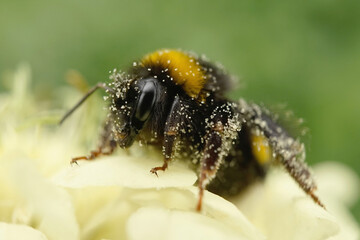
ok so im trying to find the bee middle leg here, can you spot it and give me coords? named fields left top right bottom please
left=196, top=121, right=227, bottom=212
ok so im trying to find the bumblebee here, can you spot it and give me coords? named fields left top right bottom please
left=61, top=49, right=323, bottom=211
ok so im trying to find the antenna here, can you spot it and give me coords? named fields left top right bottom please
left=59, top=82, right=114, bottom=125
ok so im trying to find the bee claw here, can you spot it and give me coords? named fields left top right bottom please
left=70, top=159, right=79, bottom=166
left=150, top=168, right=159, bottom=177
left=150, top=164, right=168, bottom=177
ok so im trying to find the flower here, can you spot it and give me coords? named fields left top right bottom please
left=0, top=65, right=359, bottom=240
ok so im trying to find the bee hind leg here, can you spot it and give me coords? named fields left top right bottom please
left=239, top=99, right=325, bottom=208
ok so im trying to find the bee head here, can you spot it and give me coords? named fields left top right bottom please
left=109, top=72, right=158, bottom=148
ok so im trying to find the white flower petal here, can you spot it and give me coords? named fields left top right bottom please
left=52, top=154, right=197, bottom=189
left=8, top=159, right=79, bottom=240
left=126, top=207, right=256, bottom=240
left=314, top=162, right=360, bottom=240
left=234, top=170, right=340, bottom=240
left=123, top=187, right=265, bottom=240
left=62, top=186, right=264, bottom=240
left=69, top=187, right=131, bottom=240
left=0, top=222, right=48, bottom=240
left=187, top=187, right=266, bottom=240
left=314, top=162, right=359, bottom=207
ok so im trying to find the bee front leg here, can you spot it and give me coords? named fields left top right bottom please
left=150, top=95, right=181, bottom=176
left=71, top=120, right=117, bottom=165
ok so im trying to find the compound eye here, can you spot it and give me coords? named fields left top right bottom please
left=134, top=81, right=157, bottom=122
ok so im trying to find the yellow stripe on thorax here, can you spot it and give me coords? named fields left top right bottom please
left=141, top=49, right=206, bottom=100
left=250, top=134, right=272, bottom=165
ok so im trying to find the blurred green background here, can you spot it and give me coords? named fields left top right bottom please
left=1, top=0, right=359, bottom=221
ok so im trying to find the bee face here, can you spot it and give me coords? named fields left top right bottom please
left=109, top=77, right=159, bottom=148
